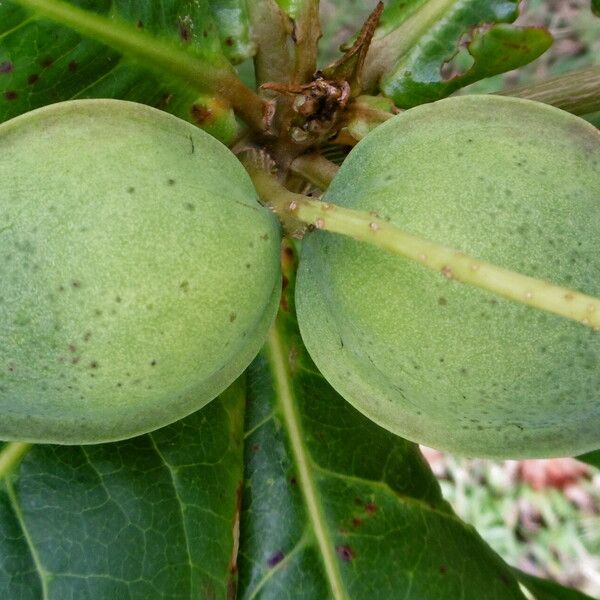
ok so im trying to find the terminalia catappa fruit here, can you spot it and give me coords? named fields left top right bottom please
left=0, top=100, right=280, bottom=444
left=296, top=95, right=600, bottom=459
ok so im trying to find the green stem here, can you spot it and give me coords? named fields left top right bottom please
left=290, top=154, right=339, bottom=189
left=12, top=0, right=268, bottom=132
left=501, top=66, right=600, bottom=116
left=0, top=442, right=31, bottom=479
left=249, top=167, right=600, bottom=331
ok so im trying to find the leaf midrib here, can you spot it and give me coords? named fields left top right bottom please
left=265, top=325, right=348, bottom=600
left=5, top=477, right=50, bottom=599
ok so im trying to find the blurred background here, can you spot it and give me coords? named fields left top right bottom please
left=320, top=1, right=600, bottom=596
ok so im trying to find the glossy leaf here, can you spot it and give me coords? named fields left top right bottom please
left=236, top=245, right=527, bottom=599
left=577, top=449, right=600, bottom=470
left=0, top=382, right=245, bottom=599
left=0, top=0, right=244, bottom=141
left=515, top=569, right=596, bottom=600
left=363, top=0, right=552, bottom=108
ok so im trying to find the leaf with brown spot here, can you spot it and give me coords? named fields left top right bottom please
left=0, top=0, right=246, bottom=143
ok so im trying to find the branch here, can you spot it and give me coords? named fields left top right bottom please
left=248, top=167, right=600, bottom=331
left=12, top=0, right=269, bottom=132
left=290, top=154, right=339, bottom=189
left=501, top=66, right=600, bottom=116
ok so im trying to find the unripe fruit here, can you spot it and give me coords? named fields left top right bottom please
left=0, top=100, right=281, bottom=444
left=297, top=95, right=600, bottom=459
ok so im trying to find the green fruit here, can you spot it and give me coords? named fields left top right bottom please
left=0, top=100, right=281, bottom=444
left=297, top=95, right=600, bottom=459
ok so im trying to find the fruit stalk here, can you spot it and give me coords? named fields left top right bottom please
left=11, top=0, right=269, bottom=132
left=290, top=154, right=340, bottom=189
left=248, top=166, right=600, bottom=331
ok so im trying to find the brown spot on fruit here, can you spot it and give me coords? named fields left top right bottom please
left=27, top=73, right=40, bottom=85
left=4, top=90, right=17, bottom=101
left=39, top=56, right=54, bottom=68
left=365, top=501, right=377, bottom=514
left=68, top=60, right=78, bottom=72
left=0, top=61, right=13, bottom=74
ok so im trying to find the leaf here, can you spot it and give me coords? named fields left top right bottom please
left=577, top=449, right=600, bottom=470
left=236, top=244, right=527, bottom=599
left=593, top=1, right=600, bottom=18
left=0, top=0, right=247, bottom=141
left=362, top=0, right=552, bottom=108
left=208, top=0, right=255, bottom=64
left=515, top=569, right=597, bottom=600
left=0, top=381, right=245, bottom=599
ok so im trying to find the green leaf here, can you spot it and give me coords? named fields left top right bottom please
left=0, top=0, right=248, bottom=142
left=577, top=449, right=600, bottom=470
left=0, top=381, right=245, bottom=599
left=363, top=0, right=552, bottom=108
left=515, top=569, right=597, bottom=600
left=593, top=1, right=600, bottom=18
left=236, top=244, right=527, bottom=599
left=208, top=0, right=255, bottom=64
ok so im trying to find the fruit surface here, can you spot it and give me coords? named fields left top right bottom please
left=0, top=100, right=280, bottom=444
left=297, top=95, right=600, bottom=458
